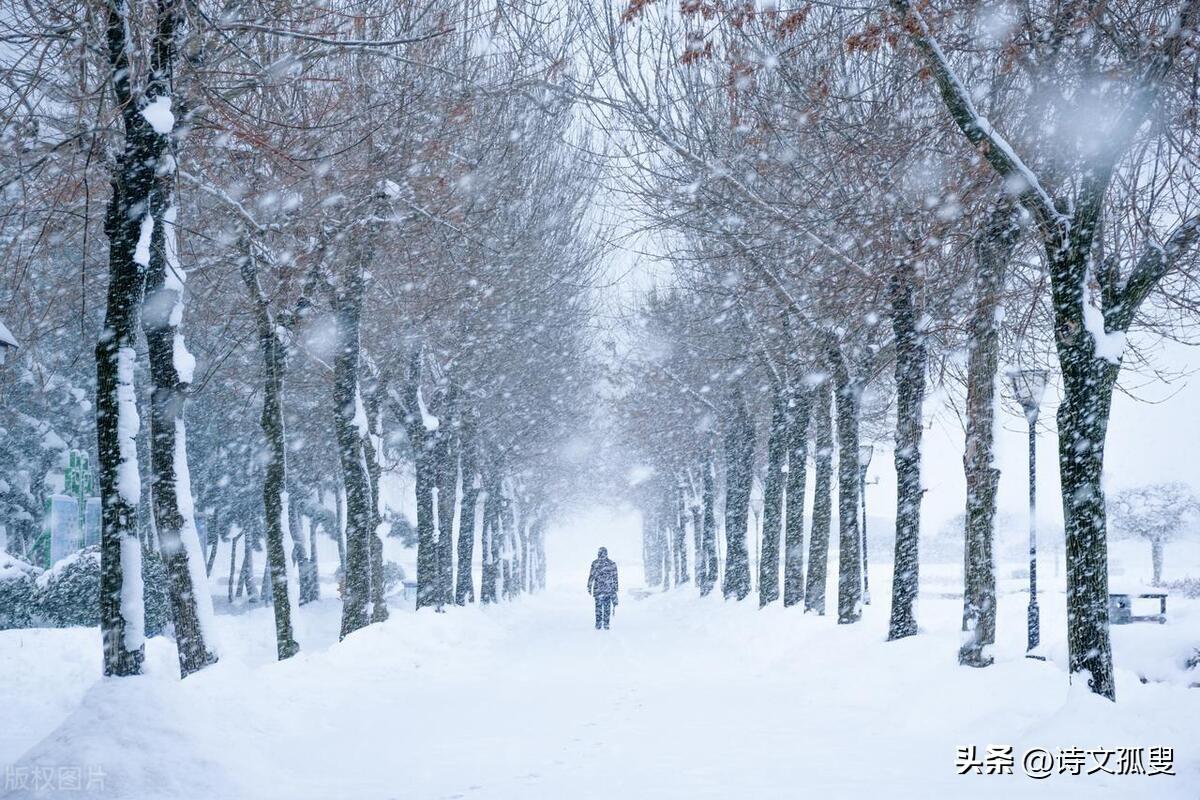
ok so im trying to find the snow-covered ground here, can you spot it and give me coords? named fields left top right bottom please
left=2, top=509, right=1198, bottom=799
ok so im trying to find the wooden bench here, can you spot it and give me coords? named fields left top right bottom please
left=1109, top=592, right=1167, bottom=624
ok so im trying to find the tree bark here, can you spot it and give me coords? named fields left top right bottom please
left=402, top=351, right=440, bottom=610
left=828, top=344, right=864, bottom=625
left=433, top=385, right=459, bottom=607
left=758, top=384, right=787, bottom=607
left=805, top=377, right=834, bottom=615
left=641, top=506, right=659, bottom=587
left=480, top=467, right=501, bottom=604
left=364, top=376, right=388, bottom=623
left=204, top=509, right=219, bottom=577
left=1056, top=343, right=1119, bottom=697
left=143, top=198, right=219, bottom=675
left=959, top=200, right=1019, bottom=667
left=227, top=532, right=241, bottom=604
left=783, top=387, right=811, bottom=608
left=533, top=517, right=547, bottom=590
left=700, top=454, right=718, bottom=596
left=241, top=252, right=299, bottom=659
left=333, top=253, right=374, bottom=639
left=455, top=415, right=479, bottom=604
left=722, top=391, right=754, bottom=600
left=888, top=258, right=928, bottom=640
left=674, top=483, right=689, bottom=584
left=98, top=0, right=187, bottom=678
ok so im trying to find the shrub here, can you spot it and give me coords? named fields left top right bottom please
left=0, top=554, right=41, bottom=629
left=34, top=544, right=173, bottom=635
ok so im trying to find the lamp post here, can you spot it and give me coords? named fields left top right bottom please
left=1010, top=369, right=1048, bottom=657
left=858, top=443, right=874, bottom=605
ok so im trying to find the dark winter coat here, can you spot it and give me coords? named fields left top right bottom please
left=587, top=557, right=619, bottom=596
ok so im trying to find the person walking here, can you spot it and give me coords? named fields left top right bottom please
left=587, top=547, right=619, bottom=630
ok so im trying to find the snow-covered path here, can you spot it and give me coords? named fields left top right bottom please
left=4, top=513, right=1199, bottom=799
left=5, top=582, right=1199, bottom=799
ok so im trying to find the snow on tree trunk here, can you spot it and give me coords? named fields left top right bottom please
left=455, top=417, right=479, bottom=604
left=721, top=390, right=754, bottom=601
left=673, top=484, right=689, bottom=584
left=364, top=380, right=387, bottom=623
left=888, top=259, right=927, bottom=641
left=758, top=385, right=787, bottom=607
left=959, top=201, right=1018, bottom=667
left=97, top=0, right=183, bottom=677
left=143, top=198, right=219, bottom=677
left=1056, top=333, right=1120, bottom=698
left=783, top=387, right=811, bottom=608
left=240, top=253, right=300, bottom=658
left=828, top=344, right=863, bottom=625
left=480, top=467, right=501, bottom=604
left=334, top=256, right=374, bottom=639
left=433, top=386, right=459, bottom=607
left=700, top=454, right=718, bottom=596
left=805, top=377, right=834, bottom=615
left=533, top=518, right=547, bottom=591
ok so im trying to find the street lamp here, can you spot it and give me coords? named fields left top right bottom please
left=1010, top=368, right=1048, bottom=657
left=858, top=443, right=874, bottom=605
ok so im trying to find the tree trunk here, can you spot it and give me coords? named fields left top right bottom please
left=700, top=454, right=718, bottom=596
left=242, top=253, right=299, bottom=659
left=405, top=353, right=440, bottom=611
left=480, top=468, right=501, bottom=604
left=888, top=258, right=928, bottom=640
left=505, top=497, right=520, bottom=600
left=783, top=387, right=811, bottom=608
left=333, top=254, right=374, bottom=640
left=759, top=385, right=787, bottom=607
left=805, top=377, right=834, bottom=614
left=1151, top=538, right=1164, bottom=586
left=364, top=377, right=387, bottom=623
left=829, top=345, right=864, bottom=625
left=204, top=508, right=219, bottom=577
left=641, top=507, right=658, bottom=587
left=455, top=417, right=479, bottom=604
left=722, top=391, right=754, bottom=600
left=142, top=196, right=219, bottom=676
left=308, top=517, right=320, bottom=602
left=959, top=200, right=1019, bottom=667
left=534, top=518, right=547, bottom=590
left=433, top=386, right=459, bottom=607
left=1057, top=349, right=1119, bottom=697
left=674, top=484, right=689, bottom=584
left=662, top=510, right=672, bottom=592
left=97, top=0, right=189, bottom=678
left=334, top=487, right=346, bottom=575
left=286, top=485, right=314, bottom=605
left=227, top=532, right=241, bottom=604
left=238, top=535, right=257, bottom=602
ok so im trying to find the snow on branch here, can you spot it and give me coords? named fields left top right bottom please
left=888, top=0, right=1064, bottom=231
left=1109, top=214, right=1200, bottom=331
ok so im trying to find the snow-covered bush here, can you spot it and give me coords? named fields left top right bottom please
left=34, top=545, right=172, bottom=635
left=0, top=553, right=41, bottom=629
left=386, top=514, right=417, bottom=547
left=35, top=546, right=100, bottom=627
